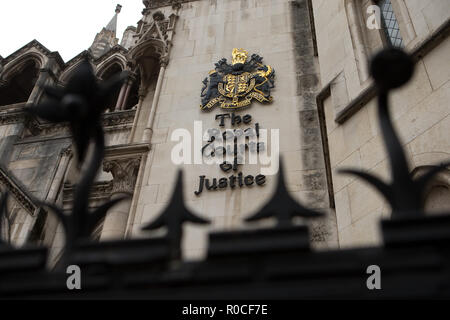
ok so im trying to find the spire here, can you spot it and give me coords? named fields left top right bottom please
left=106, top=4, right=122, bottom=34
left=89, top=4, right=122, bottom=59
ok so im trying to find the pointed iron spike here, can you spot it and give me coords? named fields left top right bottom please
left=172, top=170, right=185, bottom=203
left=184, top=211, right=211, bottom=225
left=339, top=168, right=395, bottom=208
left=377, top=91, right=412, bottom=191
left=369, top=49, right=430, bottom=216
left=141, top=213, right=166, bottom=231
left=244, top=200, right=274, bottom=222
left=142, top=170, right=210, bottom=232
left=272, top=160, right=322, bottom=221
left=370, top=49, right=415, bottom=187
left=141, top=170, right=209, bottom=261
left=245, top=158, right=322, bottom=225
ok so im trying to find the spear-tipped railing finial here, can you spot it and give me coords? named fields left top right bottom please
left=141, top=170, right=210, bottom=261
left=245, top=158, right=323, bottom=226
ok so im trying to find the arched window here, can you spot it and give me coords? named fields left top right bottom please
left=0, top=60, right=40, bottom=106
left=99, top=63, right=123, bottom=112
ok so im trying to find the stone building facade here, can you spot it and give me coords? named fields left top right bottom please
left=0, top=0, right=448, bottom=263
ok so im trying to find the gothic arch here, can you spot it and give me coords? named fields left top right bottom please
left=95, top=55, right=127, bottom=79
left=0, top=53, right=43, bottom=106
left=129, top=38, right=165, bottom=89
left=1, top=52, right=43, bottom=82
left=97, top=62, right=124, bottom=111
left=129, top=38, right=167, bottom=62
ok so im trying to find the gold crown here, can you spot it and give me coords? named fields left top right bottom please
left=232, top=48, right=248, bottom=65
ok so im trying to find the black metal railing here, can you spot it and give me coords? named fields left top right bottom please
left=0, top=49, right=449, bottom=299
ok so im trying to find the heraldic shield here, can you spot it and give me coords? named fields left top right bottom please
left=200, top=48, right=275, bottom=111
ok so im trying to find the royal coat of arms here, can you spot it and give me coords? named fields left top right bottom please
left=200, top=48, right=275, bottom=111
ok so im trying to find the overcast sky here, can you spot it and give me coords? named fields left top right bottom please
left=0, top=0, right=144, bottom=62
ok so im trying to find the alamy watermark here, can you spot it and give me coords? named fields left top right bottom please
left=170, top=120, right=280, bottom=176
left=366, top=265, right=382, bottom=290
left=366, top=5, right=382, bottom=30
left=66, top=265, right=81, bottom=290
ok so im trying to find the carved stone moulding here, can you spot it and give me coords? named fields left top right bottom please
left=103, top=109, right=137, bottom=128
left=0, top=112, right=27, bottom=126
left=23, top=109, right=136, bottom=138
left=143, top=0, right=194, bottom=10
left=103, top=158, right=141, bottom=195
left=102, top=143, right=150, bottom=195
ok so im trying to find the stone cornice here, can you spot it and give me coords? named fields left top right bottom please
left=0, top=103, right=28, bottom=126
left=143, top=0, right=199, bottom=10
left=104, top=143, right=150, bottom=159
left=23, top=109, right=137, bottom=137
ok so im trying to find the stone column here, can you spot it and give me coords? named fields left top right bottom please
left=115, top=83, right=127, bottom=111
left=128, top=87, right=148, bottom=143
left=120, top=73, right=137, bottom=111
left=100, top=158, right=141, bottom=240
left=142, top=57, right=168, bottom=143
left=120, top=83, right=132, bottom=111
